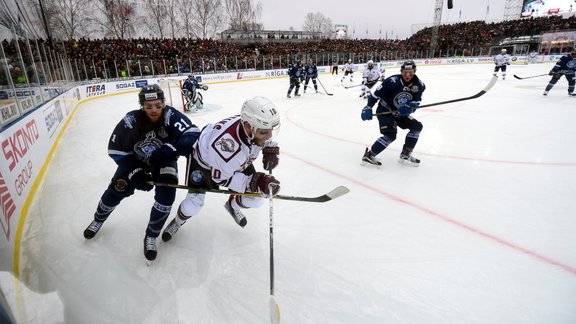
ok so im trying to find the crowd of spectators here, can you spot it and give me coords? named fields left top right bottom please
left=2, top=14, right=576, bottom=82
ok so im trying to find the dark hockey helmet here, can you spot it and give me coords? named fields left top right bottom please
left=188, top=74, right=195, bottom=80
left=400, top=60, right=416, bottom=73
left=138, top=84, right=165, bottom=106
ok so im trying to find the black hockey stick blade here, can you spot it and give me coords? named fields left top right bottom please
left=151, top=182, right=350, bottom=203
left=513, top=73, right=548, bottom=80
left=373, top=76, right=498, bottom=116
left=316, top=77, right=333, bottom=96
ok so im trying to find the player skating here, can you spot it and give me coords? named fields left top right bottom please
left=360, top=60, right=425, bottom=167
left=543, top=48, right=576, bottom=96
left=287, top=60, right=304, bottom=98
left=161, top=96, right=281, bottom=241
left=493, top=49, right=510, bottom=80
left=303, top=58, right=319, bottom=93
left=359, top=60, right=381, bottom=98
left=341, top=59, right=354, bottom=83
left=83, top=84, right=201, bottom=262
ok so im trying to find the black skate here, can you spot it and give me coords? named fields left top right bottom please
left=224, top=196, right=247, bottom=227
left=143, top=236, right=157, bottom=261
left=361, top=148, right=382, bottom=167
left=162, top=218, right=180, bottom=242
left=83, top=220, right=103, bottom=239
left=399, top=153, right=420, bottom=167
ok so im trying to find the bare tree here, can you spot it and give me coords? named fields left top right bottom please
left=223, top=0, right=262, bottom=31
left=165, top=0, right=181, bottom=38
left=142, top=0, right=168, bottom=38
left=41, top=0, right=93, bottom=40
left=191, top=0, right=223, bottom=38
left=302, top=12, right=333, bottom=38
left=94, top=0, right=136, bottom=39
left=177, top=0, right=196, bottom=38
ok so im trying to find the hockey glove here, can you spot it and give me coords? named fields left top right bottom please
left=361, top=106, right=373, bottom=121
left=249, top=172, right=280, bottom=195
left=128, top=168, right=154, bottom=191
left=262, top=146, right=280, bottom=171
left=396, top=105, right=413, bottom=117
left=149, top=143, right=178, bottom=167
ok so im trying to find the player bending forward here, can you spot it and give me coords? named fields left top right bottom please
left=182, top=75, right=208, bottom=111
left=359, top=60, right=381, bottom=98
left=161, top=96, right=282, bottom=241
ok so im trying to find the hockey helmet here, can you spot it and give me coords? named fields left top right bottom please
left=188, top=74, right=195, bottom=80
left=501, top=48, right=507, bottom=53
left=241, top=96, right=281, bottom=135
left=367, top=60, right=374, bottom=67
left=400, top=60, right=416, bottom=72
left=348, top=59, right=352, bottom=63
left=138, top=84, right=165, bottom=106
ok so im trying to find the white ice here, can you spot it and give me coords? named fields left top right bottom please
left=13, top=63, right=576, bottom=324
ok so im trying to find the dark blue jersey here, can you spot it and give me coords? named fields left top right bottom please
left=551, top=54, right=576, bottom=74
left=287, top=64, right=304, bottom=79
left=367, top=74, right=426, bottom=112
left=108, top=105, right=200, bottom=166
left=182, top=78, right=200, bottom=93
left=304, top=63, right=318, bottom=78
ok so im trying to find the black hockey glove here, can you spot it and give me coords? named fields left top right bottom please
left=262, top=146, right=280, bottom=171
left=128, top=168, right=153, bottom=191
left=249, top=172, right=280, bottom=195
left=149, top=143, right=178, bottom=167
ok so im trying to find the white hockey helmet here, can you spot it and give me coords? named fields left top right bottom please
left=501, top=48, right=507, bottom=53
left=241, top=96, right=281, bottom=135
left=367, top=60, right=374, bottom=67
left=348, top=59, right=352, bottom=63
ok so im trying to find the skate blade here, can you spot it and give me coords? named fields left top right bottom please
left=398, top=159, right=420, bottom=167
left=360, top=161, right=382, bottom=168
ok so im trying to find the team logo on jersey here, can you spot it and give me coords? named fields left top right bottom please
left=114, top=179, right=128, bottom=192
left=411, top=85, right=419, bottom=92
left=567, top=59, right=576, bottom=69
left=394, top=92, right=413, bottom=108
left=215, top=137, right=235, bottom=153
left=134, top=131, right=163, bottom=161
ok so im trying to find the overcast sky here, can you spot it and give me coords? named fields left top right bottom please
left=258, top=0, right=508, bottom=39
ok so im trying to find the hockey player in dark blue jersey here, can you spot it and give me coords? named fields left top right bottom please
left=83, top=84, right=201, bottom=262
left=287, top=60, right=304, bottom=98
left=303, top=58, right=319, bottom=93
left=182, top=75, right=208, bottom=111
left=543, top=48, right=576, bottom=96
left=360, top=60, right=426, bottom=167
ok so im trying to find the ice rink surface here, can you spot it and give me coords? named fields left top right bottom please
left=11, top=63, right=576, bottom=323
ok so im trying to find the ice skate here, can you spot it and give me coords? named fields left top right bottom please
left=543, top=91, right=548, bottom=96
left=399, top=152, right=420, bottom=167
left=143, top=235, right=157, bottom=262
left=287, top=93, right=291, bottom=98
left=361, top=148, right=382, bottom=167
left=224, top=196, right=247, bottom=227
left=83, top=220, right=103, bottom=239
left=569, top=92, right=576, bottom=96
left=161, top=218, right=181, bottom=242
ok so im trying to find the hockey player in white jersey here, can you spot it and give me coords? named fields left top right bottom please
left=493, top=49, right=511, bottom=80
left=161, top=96, right=281, bottom=241
left=359, top=60, right=381, bottom=98
left=341, top=59, right=354, bottom=83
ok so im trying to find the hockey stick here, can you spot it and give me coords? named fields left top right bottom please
left=151, top=182, right=350, bottom=203
left=513, top=73, right=548, bottom=80
left=373, top=76, right=498, bottom=117
left=316, top=77, right=333, bottom=96
left=343, top=84, right=363, bottom=89
left=268, top=172, right=280, bottom=324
